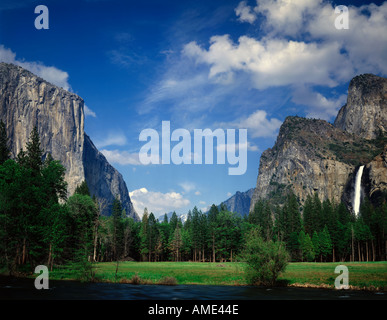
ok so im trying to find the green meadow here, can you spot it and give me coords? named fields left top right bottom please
left=47, top=261, right=387, bottom=290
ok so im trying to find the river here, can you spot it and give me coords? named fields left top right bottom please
left=0, top=276, right=385, bottom=300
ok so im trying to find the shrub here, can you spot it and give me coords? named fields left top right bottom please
left=130, top=272, right=142, bottom=285
left=158, top=276, right=178, bottom=286
left=240, top=227, right=289, bottom=286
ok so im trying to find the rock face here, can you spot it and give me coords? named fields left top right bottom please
left=83, top=134, right=137, bottom=218
left=250, top=74, right=387, bottom=213
left=334, top=74, right=387, bottom=140
left=221, top=188, right=255, bottom=216
left=364, top=146, right=387, bottom=203
left=0, top=63, right=139, bottom=220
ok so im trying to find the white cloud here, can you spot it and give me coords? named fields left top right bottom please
left=181, top=1, right=387, bottom=120
left=292, top=86, right=347, bottom=120
left=129, top=187, right=190, bottom=217
left=251, top=0, right=387, bottom=75
left=195, top=191, right=201, bottom=196
left=84, top=104, right=97, bottom=118
left=309, top=2, right=387, bottom=75
left=100, top=149, right=141, bottom=165
left=235, top=1, right=257, bottom=24
left=0, top=45, right=71, bottom=91
left=179, top=181, right=196, bottom=193
left=254, top=0, right=321, bottom=36
left=237, top=110, right=282, bottom=138
left=219, top=109, right=282, bottom=138
left=216, top=140, right=258, bottom=152
left=95, top=132, right=127, bottom=148
left=183, top=35, right=351, bottom=90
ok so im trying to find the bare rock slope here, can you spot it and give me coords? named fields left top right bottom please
left=0, top=62, right=139, bottom=220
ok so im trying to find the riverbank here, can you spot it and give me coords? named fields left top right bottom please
left=2, top=261, right=387, bottom=291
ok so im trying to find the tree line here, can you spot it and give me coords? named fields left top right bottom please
left=250, top=192, right=386, bottom=262
left=0, top=122, right=386, bottom=276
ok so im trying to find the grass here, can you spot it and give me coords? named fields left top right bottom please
left=45, top=261, right=387, bottom=290
left=280, top=262, right=387, bottom=290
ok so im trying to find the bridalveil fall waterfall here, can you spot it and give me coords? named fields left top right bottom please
left=353, top=165, right=364, bottom=216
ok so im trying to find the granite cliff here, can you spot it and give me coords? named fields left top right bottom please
left=334, top=74, right=387, bottom=140
left=250, top=74, right=387, bottom=213
left=0, top=62, right=139, bottom=220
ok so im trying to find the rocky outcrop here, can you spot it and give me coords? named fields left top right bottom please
left=365, top=146, right=387, bottom=202
left=0, top=63, right=85, bottom=195
left=250, top=73, right=387, bottom=213
left=0, top=62, right=139, bottom=220
left=334, top=74, right=387, bottom=140
left=221, top=188, right=254, bottom=216
left=83, top=134, right=137, bottom=217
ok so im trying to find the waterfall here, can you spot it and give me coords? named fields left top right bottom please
left=353, top=165, right=364, bottom=216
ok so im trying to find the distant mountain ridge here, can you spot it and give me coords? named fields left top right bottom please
left=158, top=211, right=188, bottom=223
left=0, top=62, right=139, bottom=220
left=220, top=188, right=255, bottom=216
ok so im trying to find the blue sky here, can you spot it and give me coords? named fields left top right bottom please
left=1, top=0, right=386, bottom=217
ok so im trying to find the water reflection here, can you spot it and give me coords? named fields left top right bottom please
left=0, top=276, right=385, bottom=300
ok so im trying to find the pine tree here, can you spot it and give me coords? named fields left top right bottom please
left=0, top=120, right=10, bottom=165
left=26, top=126, right=43, bottom=175
left=148, top=212, right=157, bottom=262
left=66, top=193, right=97, bottom=279
left=74, top=180, right=90, bottom=196
left=312, top=193, right=323, bottom=232
left=286, top=192, right=302, bottom=236
left=319, top=226, right=332, bottom=261
left=249, top=199, right=264, bottom=225
left=298, top=230, right=315, bottom=262
left=139, top=208, right=149, bottom=261
left=208, top=204, right=219, bottom=262
left=312, top=231, right=320, bottom=261
left=170, top=224, right=183, bottom=261
left=303, top=194, right=314, bottom=235
left=111, top=196, right=123, bottom=260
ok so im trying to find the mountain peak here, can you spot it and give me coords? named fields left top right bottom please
left=0, top=62, right=139, bottom=220
left=334, top=73, right=387, bottom=139
left=250, top=73, right=387, bottom=212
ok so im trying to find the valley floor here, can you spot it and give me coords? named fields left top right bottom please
left=43, top=261, right=387, bottom=291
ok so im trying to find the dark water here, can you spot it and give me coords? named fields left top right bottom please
left=0, top=276, right=385, bottom=300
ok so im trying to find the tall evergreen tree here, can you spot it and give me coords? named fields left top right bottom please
left=303, top=194, right=314, bottom=235
left=298, top=230, right=315, bottom=262
left=139, top=208, right=149, bottom=261
left=26, top=126, right=43, bottom=176
left=111, top=196, right=124, bottom=260
left=312, top=193, right=323, bottom=232
left=0, top=120, right=10, bottom=165
left=208, top=204, right=219, bottom=262
left=319, top=226, right=332, bottom=262
left=74, top=180, right=90, bottom=196
left=170, top=223, right=183, bottom=261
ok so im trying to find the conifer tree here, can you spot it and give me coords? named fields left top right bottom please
left=303, top=194, right=314, bottom=235
left=0, top=120, right=10, bottom=165
left=75, top=180, right=90, bottom=196
left=26, top=126, right=43, bottom=176
left=111, top=196, right=123, bottom=260
left=139, top=208, right=149, bottom=261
